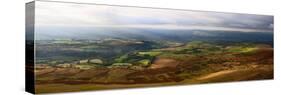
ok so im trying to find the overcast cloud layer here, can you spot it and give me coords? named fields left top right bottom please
left=35, top=1, right=273, bottom=32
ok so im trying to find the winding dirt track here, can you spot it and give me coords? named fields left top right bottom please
left=195, top=64, right=273, bottom=83
left=197, top=70, right=238, bottom=80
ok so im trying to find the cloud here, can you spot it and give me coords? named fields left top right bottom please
left=71, top=24, right=270, bottom=32
left=35, top=1, right=273, bottom=32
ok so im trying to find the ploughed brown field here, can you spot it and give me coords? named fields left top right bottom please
left=34, top=42, right=273, bottom=93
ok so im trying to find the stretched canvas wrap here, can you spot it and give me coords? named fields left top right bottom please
left=26, top=0, right=274, bottom=94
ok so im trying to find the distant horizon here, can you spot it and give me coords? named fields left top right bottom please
left=34, top=1, right=273, bottom=35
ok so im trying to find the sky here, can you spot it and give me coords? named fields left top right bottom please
left=35, top=1, right=274, bottom=33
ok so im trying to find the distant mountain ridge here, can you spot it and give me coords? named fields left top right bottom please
left=35, top=27, right=273, bottom=44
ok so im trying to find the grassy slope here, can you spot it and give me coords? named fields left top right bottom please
left=35, top=41, right=274, bottom=93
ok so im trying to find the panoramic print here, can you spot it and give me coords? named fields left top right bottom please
left=30, top=1, right=273, bottom=93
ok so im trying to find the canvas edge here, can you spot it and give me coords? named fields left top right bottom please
left=25, top=1, right=35, bottom=94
